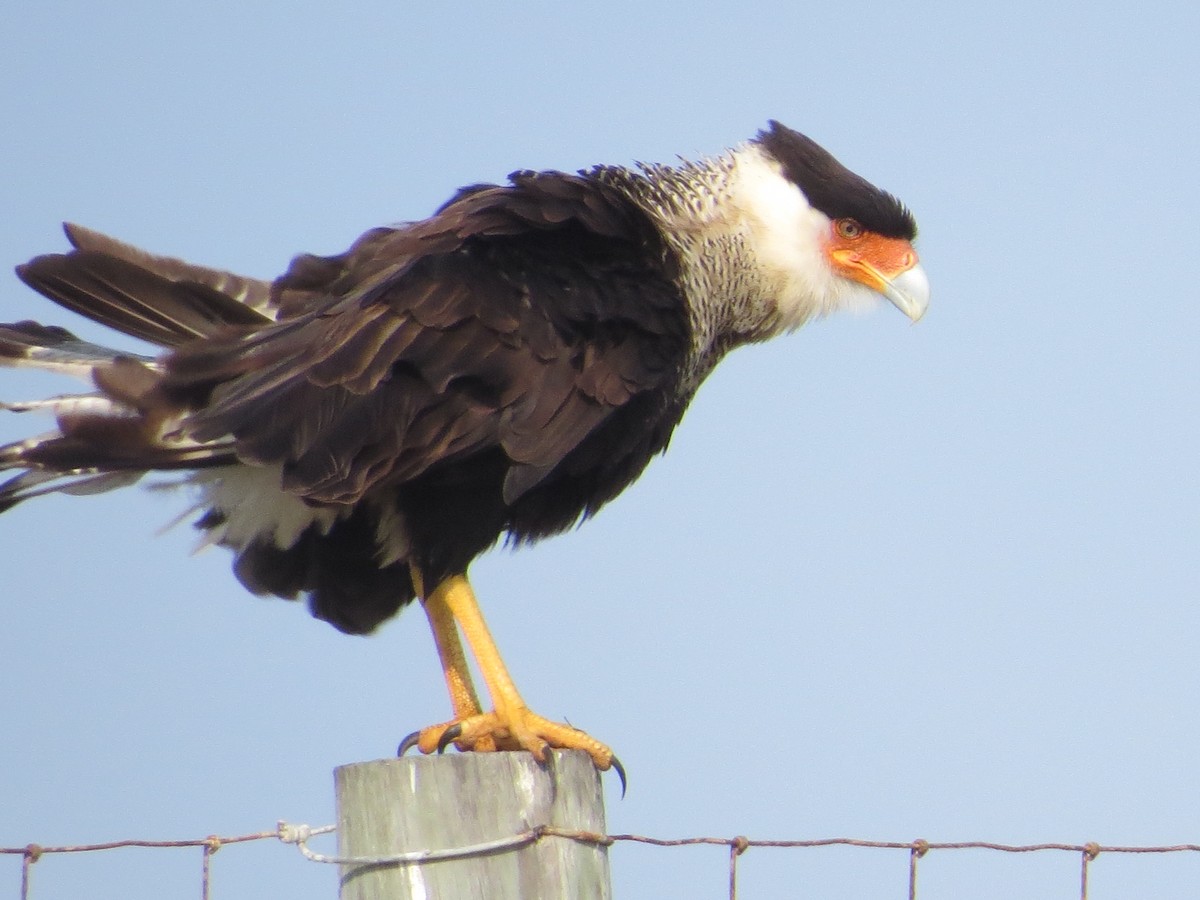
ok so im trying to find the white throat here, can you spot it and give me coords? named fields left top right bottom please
left=594, top=144, right=885, bottom=390
left=724, top=144, right=869, bottom=331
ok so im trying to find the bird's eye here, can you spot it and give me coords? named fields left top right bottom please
left=835, top=219, right=863, bottom=240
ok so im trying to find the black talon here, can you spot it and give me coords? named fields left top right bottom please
left=437, top=723, right=463, bottom=754
left=397, top=731, right=422, bottom=757
left=610, top=754, right=628, bottom=799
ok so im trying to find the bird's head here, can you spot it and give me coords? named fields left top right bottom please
left=735, top=121, right=929, bottom=330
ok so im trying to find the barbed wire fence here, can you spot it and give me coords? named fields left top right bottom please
left=5, top=823, right=1200, bottom=900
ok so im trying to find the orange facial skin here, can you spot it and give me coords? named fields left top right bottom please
left=825, top=217, right=920, bottom=292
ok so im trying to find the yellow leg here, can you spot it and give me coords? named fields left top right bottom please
left=405, top=570, right=618, bottom=777
left=411, top=565, right=484, bottom=723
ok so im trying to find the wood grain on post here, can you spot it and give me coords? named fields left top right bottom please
left=335, top=750, right=611, bottom=899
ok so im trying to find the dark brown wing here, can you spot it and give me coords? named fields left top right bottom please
left=161, top=171, right=689, bottom=508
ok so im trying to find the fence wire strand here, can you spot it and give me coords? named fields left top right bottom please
left=5, top=824, right=1200, bottom=900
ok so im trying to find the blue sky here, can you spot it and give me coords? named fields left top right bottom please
left=3, top=2, right=1199, bottom=898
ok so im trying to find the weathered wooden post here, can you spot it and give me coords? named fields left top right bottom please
left=335, top=750, right=610, bottom=899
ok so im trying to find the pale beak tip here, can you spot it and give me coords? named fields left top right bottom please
left=884, top=263, right=930, bottom=324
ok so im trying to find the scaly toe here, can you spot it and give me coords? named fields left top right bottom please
left=496, top=707, right=616, bottom=771
left=401, top=707, right=616, bottom=776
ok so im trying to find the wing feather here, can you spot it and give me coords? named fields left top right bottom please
left=159, top=172, right=689, bottom=508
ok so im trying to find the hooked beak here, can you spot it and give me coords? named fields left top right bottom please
left=827, top=226, right=930, bottom=323
left=877, top=263, right=930, bottom=323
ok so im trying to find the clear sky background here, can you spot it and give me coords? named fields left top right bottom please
left=2, top=2, right=1199, bottom=898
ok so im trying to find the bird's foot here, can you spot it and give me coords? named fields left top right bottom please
left=398, top=706, right=625, bottom=793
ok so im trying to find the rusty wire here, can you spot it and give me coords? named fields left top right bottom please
left=542, top=830, right=1200, bottom=900
left=2, top=829, right=281, bottom=900
left=5, top=825, right=1200, bottom=900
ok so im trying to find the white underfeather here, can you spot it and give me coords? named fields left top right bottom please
left=183, top=464, right=412, bottom=564
left=188, top=465, right=341, bottom=550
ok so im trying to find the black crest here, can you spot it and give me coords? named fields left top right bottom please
left=755, top=121, right=916, bottom=240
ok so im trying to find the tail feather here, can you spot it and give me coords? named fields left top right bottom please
left=17, top=248, right=273, bottom=349
left=0, top=468, right=145, bottom=514
left=0, top=320, right=145, bottom=377
left=0, top=411, right=237, bottom=512
left=5, top=223, right=415, bottom=632
left=2, top=223, right=269, bottom=512
left=0, top=419, right=237, bottom=474
left=63, top=223, right=278, bottom=317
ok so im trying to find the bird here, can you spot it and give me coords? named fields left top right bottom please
left=1, top=121, right=928, bottom=785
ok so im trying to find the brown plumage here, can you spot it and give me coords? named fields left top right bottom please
left=2, top=123, right=928, bottom=770
left=7, top=171, right=692, bottom=632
